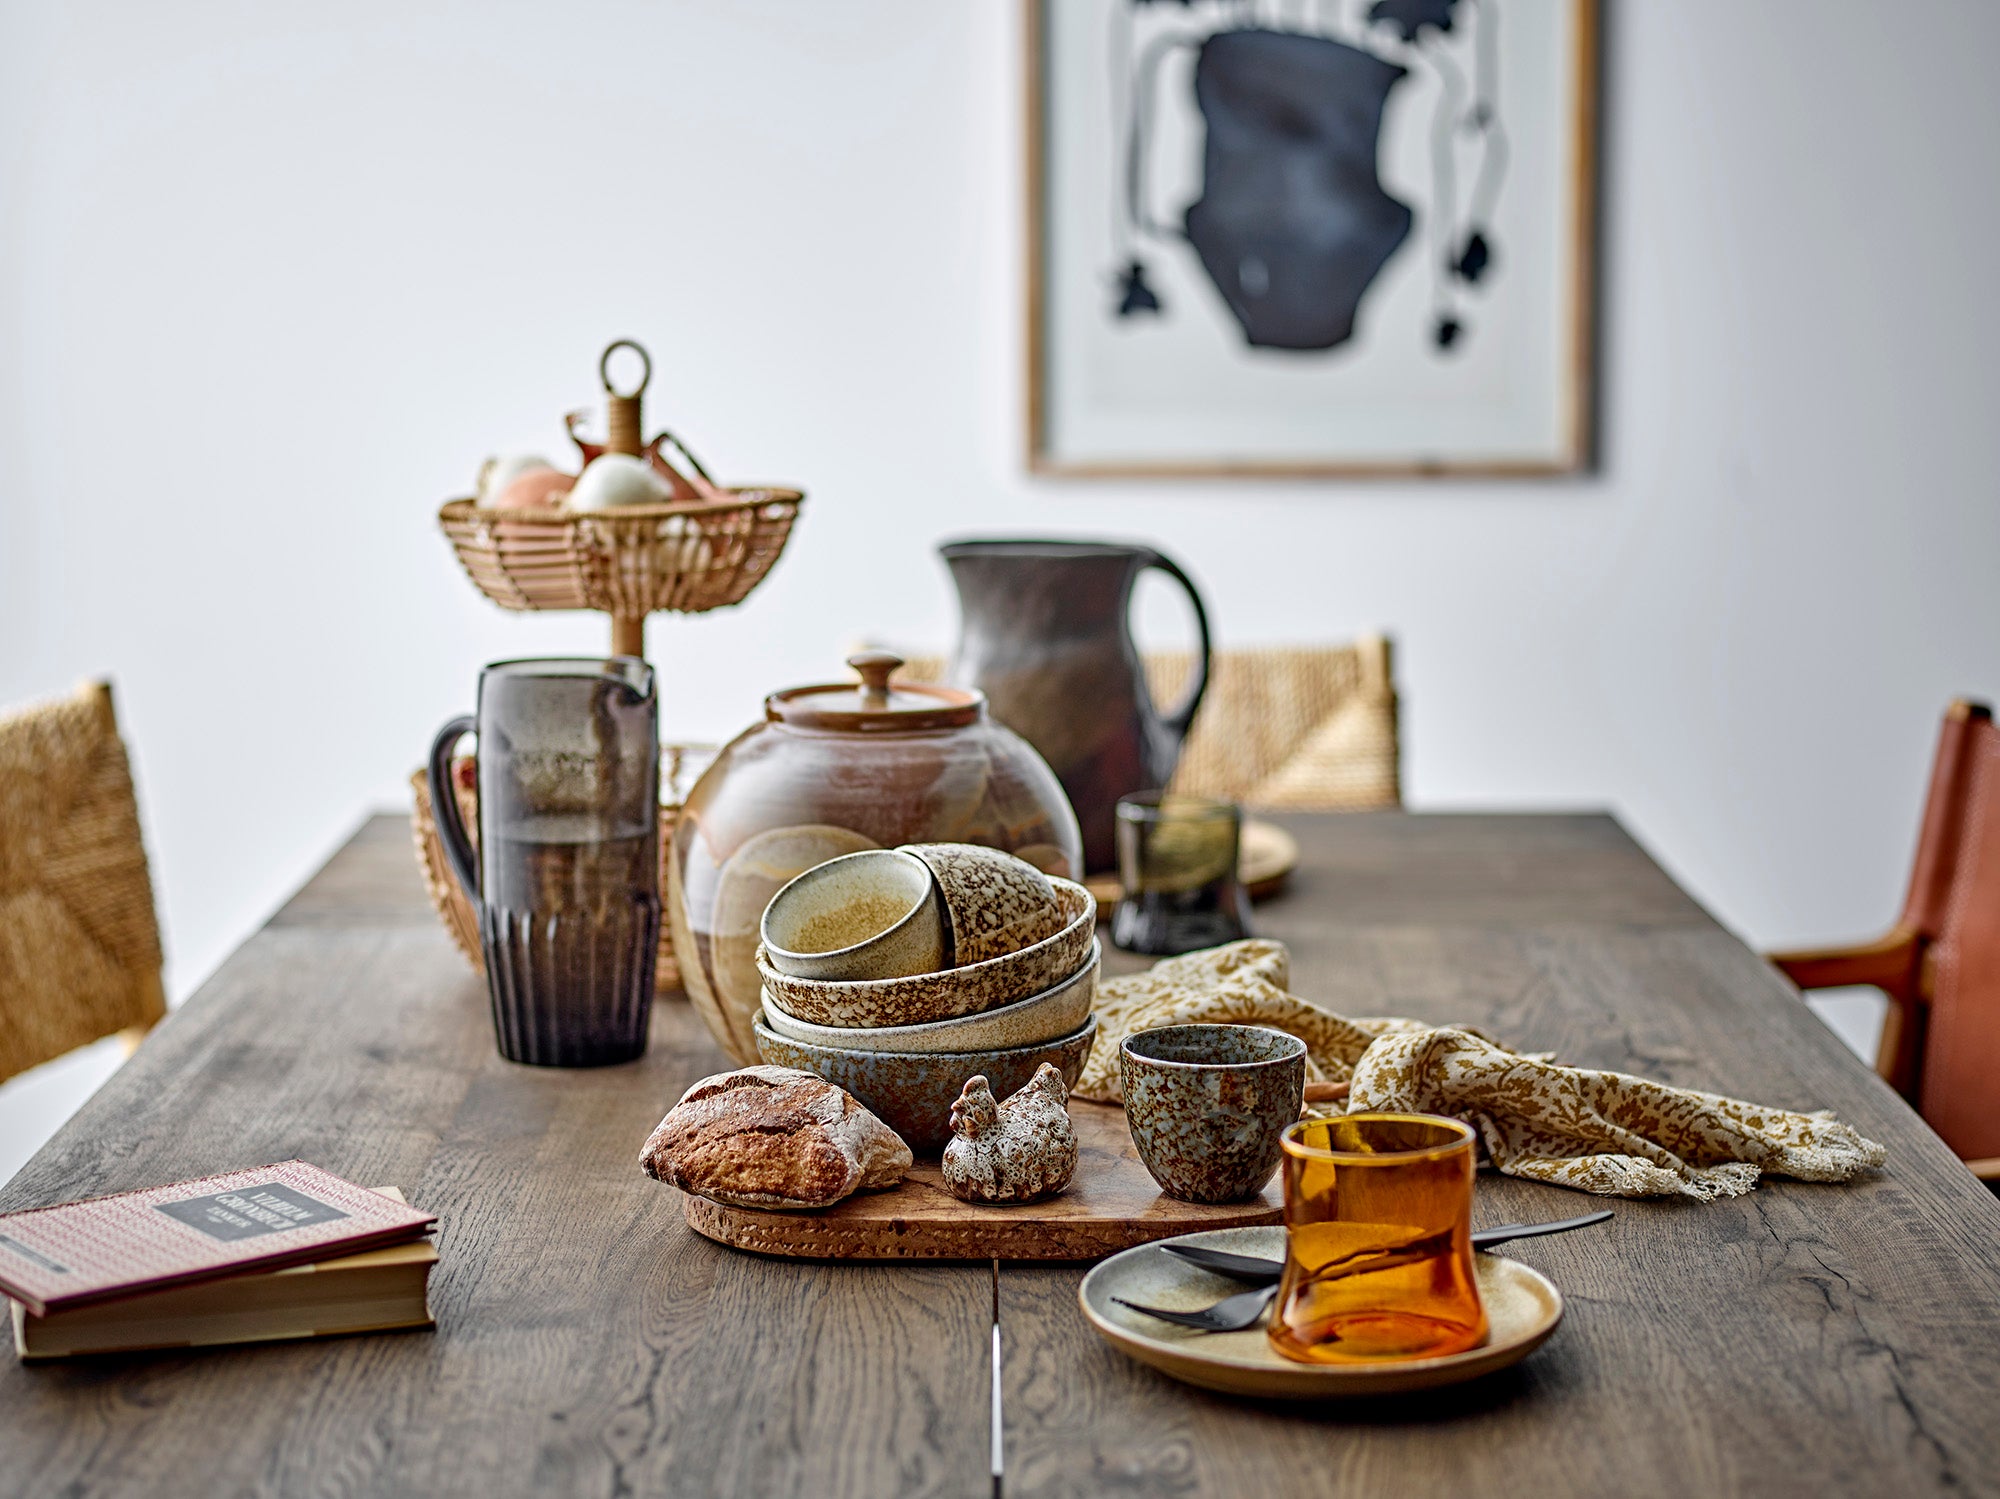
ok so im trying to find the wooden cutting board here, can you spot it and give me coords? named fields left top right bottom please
left=680, top=1100, right=1282, bottom=1261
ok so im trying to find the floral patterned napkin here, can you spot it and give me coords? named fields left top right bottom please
left=1078, top=940, right=1886, bottom=1200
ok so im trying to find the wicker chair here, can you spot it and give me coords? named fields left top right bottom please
left=0, top=681, right=166, bottom=1083
left=1144, top=636, right=1400, bottom=809
left=896, top=635, right=1401, bottom=811
left=1770, top=699, right=2000, bottom=1183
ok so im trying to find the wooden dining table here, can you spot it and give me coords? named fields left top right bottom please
left=5, top=811, right=1999, bottom=1498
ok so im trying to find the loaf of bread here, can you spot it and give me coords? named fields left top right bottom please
left=639, top=1066, right=912, bottom=1209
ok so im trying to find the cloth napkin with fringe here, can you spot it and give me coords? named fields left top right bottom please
left=1077, top=940, right=1887, bottom=1201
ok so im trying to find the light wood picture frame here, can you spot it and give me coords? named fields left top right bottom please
left=1027, top=0, right=1600, bottom=478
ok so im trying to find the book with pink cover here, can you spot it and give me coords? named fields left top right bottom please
left=0, top=1162, right=436, bottom=1316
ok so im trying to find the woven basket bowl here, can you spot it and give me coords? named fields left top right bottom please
left=409, top=767, right=682, bottom=995
left=437, top=488, right=804, bottom=615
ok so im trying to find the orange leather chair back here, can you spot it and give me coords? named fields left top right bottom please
left=1899, top=703, right=2000, bottom=1160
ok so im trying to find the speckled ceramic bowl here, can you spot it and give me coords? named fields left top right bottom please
left=760, top=942, right=1099, bottom=1055
left=1120, top=1025, right=1307, bottom=1204
left=760, top=848, right=947, bottom=980
left=752, top=1014, right=1098, bottom=1153
left=901, top=842, right=1065, bottom=967
left=757, top=878, right=1095, bottom=1029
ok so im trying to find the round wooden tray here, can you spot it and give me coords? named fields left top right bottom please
left=1084, top=817, right=1298, bottom=916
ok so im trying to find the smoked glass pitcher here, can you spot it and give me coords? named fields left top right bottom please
left=428, top=658, right=659, bottom=1067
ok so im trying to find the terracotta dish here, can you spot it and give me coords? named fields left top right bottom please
left=757, top=879, right=1095, bottom=1029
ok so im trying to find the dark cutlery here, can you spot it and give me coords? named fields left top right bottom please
left=1160, top=1210, right=1615, bottom=1284
left=1113, top=1283, right=1278, bottom=1333
left=1471, top=1210, right=1614, bottom=1250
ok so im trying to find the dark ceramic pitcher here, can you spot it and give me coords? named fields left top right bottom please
left=940, top=540, right=1211, bottom=873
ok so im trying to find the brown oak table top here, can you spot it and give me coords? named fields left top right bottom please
left=5, top=812, right=1999, bottom=1499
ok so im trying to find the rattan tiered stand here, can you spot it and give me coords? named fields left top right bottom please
left=420, top=340, right=807, bottom=993
left=437, top=339, right=805, bottom=660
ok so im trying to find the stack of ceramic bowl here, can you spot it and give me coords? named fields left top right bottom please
left=752, top=843, right=1099, bottom=1152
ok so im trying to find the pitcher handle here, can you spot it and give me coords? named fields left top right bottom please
left=1140, top=551, right=1212, bottom=738
left=427, top=715, right=480, bottom=906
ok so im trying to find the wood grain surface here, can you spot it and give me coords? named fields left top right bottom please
left=683, top=1099, right=1282, bottom=1260
left=0, top=818, right=987, bottom=1499
left=4, top=811, right=1999, bottom=1499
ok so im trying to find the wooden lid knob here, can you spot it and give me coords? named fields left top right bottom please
left=847, top=651, right=903, bottom=709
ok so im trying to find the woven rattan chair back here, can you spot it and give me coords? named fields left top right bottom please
left=896, top=636, right=1400, bottom=812
left=1143, top=637, right=1400, bottom=809
left=0, top=681, right=166, bottom=1083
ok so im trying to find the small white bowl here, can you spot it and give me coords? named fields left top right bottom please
left=760, top=848, right=947, bottom=981
left=761, top=942, right=1099, bottom=1055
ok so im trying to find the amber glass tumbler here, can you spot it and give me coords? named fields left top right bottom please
left=1268, top=1113, right=1487, bottom=1364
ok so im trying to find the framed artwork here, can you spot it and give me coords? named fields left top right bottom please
left=1026, top=0, right=1599, bottom=477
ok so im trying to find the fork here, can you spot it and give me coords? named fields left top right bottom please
left=1113, top=1282, right=1279, bottom=1333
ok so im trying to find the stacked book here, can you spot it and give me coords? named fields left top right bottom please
left=0, top=1162, right=437, bottom=1361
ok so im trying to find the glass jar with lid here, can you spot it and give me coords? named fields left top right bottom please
left=668, top=651, right=1083, bottom=1063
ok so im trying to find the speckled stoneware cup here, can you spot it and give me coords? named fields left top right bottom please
left=901, top=843, right=1065, bottom=967
left=1120, top=1024, right=1308, bottom=1204
left=757, top=879, right=1096, bottom=1029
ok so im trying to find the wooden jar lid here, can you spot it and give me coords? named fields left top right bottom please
left=766, top=652, right=983, bottom=733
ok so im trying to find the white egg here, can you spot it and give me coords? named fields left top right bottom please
left=477, top=454, right=557, bottom=505
left=566, top=453, right=671, bottom=510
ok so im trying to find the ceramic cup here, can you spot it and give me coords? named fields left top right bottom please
left=902, top=842, right=1065, bottom=967
left=1120, top=1024, right=1308, bottom=1203
left=760, top=848, right=948, bottom=981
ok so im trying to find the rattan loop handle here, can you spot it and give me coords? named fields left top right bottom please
left=600, top=339, right=652, bottom=398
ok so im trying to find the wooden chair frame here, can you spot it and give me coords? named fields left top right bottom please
left=1770, top=699, right=1999, bottom=1184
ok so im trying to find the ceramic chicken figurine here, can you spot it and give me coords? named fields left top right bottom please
left=941, top=1064, right=1078, bottom=1204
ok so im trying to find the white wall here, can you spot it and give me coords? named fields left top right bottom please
left=5, top=2, right=1997, bottom=1173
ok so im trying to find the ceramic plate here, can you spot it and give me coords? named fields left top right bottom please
left=1079, top=1226, right=1563, bottom=1400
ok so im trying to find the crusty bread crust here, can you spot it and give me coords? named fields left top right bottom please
left=640, top=1066, right=912, bottom=1210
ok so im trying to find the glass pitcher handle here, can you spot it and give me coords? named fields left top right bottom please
left=427, top=715, right=480, bottom=905
left=1139, top=552, right=1212, bottom=739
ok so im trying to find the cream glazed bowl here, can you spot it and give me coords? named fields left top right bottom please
left=757, top=878, right=1096, bottom=1029
left=761, top=941, right=1099, bottom=1054
left=759, top=848, right=948, bottom=981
